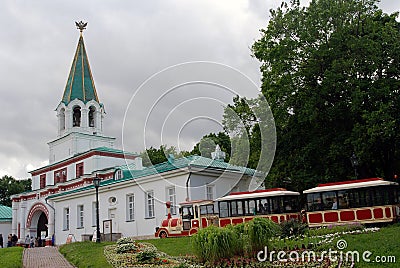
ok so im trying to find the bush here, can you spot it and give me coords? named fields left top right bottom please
left=280, top=218, right=308, bottom=238
left=246, top=217, right=281, bottom=252
left=135, top=248, right=157, bottom=263
left=191, top=225, right=239, bottom=263
left=192, top=217, right=281, bottom=263
left=116, top=236, right=136, bottom=245
left=115, top=236, right=138, bottom=253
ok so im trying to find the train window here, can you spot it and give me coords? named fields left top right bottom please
left=219, top=201, right=229, bottom=218
left=182, top=206, right=194, bottom=219
left=322, top=191, right=337, bottom=210
left=382, top=189, right=390, bottom=205
left=258, top=198, right=270, bottom=214
left=283, top=196, right=298, bottom=212
left=248, top=200, right=256, bottom=215
left=307, top=193, right=323, bottom=211
left=231, top=201, right=238, bottom=216
left=200, top=204, right=215, bottom=215
left=337, top=190, right=349, bottom=209
left=230, top=201, right=244, bottom=216
left=270, top=197, right=281, bottom=214
left=371, top=188, right=383, bottom=206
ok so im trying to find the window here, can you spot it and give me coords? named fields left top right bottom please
left=337, top=190, right=349, bottom=209
left=114, top=169, right=123, bottom=180
left=322, top=191, right=337, bottom=210
left=126, top=194, right=135, bottom=221
left=40, top=174, right=46, bottom=189
left=219, top=201, right=229, bottom=218
left=54, top=168, right=67, bottom=184
left=76, top=162, right=84, bottom=178
left=145, top=191, right=155, bottom=218
left=77, top=205, right=84, bottom=228
left=63, top=207, right=69, bottom=230
left=230, top=200, right=244, bottom=216
left=206, top=185, right=214, bottom=200
left=54, top=171, right=60, bottom=184
left=167, top=187, right=177, bottom=215
left=283, top=196, right=298, bottom=212
left=200, top=204, right=215, bottom=215
left=307, top=193, right=323, bottom=211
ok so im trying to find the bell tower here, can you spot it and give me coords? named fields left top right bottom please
left=48, top=22, right=115, bottom=164
left=56, top=21, right=104, bottom=137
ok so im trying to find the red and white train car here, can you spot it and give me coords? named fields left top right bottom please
left=216, top=188, right=300, bottom=227
left=154, top=188, right=301, bottom=238
left=304, top=178, right=399, bottom=227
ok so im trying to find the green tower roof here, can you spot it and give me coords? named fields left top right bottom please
left=61, top=31, right=99, bottom=105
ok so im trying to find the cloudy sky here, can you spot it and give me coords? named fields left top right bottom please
left=0, top=0, right=398, bottom=179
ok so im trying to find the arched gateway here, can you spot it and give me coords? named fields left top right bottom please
left=26, top=202, right=49, bottom=246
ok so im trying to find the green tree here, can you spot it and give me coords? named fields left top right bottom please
left=0, top=175, right=31, bottom=207
left=189, top=132, right=231, bottom=161
left=223, top=96, right=276, bottom=177
left=140, top=145, right=181, bottom=167
left=251, top=0, right=400, bottom=190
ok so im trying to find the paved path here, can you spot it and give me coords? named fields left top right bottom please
left=23, top=247, right=75, bottom=268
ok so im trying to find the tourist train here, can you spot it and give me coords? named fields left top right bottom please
left=154, top=178, right=400, bottom=238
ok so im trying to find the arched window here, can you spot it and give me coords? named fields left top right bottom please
left=89, top=106, right=96, bottom=127
left=73, top=106, right=81, bottom=127
left=60, top=108, right=65, bottom=130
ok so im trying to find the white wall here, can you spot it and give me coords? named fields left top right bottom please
left=0, top=221, right=12, bottom=246
left=52, top=173, right=189, bottom=245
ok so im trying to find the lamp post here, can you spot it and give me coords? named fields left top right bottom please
left=93, top=177, right=101, bottom=243
left=350, top=152, right=359, bottom=179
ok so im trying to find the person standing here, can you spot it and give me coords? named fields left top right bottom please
left=30, top=236, right=34, bottom=248
left=11, top=234, right=18, bottom=246
left=0, top=234, right=3, bottom=248
left=7, top=234, right=12, bottom=247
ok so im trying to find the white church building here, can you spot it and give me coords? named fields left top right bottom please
left=11, top=22, right=263, bottom=246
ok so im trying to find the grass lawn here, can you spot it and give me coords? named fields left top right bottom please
left=60, top=225, right=400, bottom=267
left=0, top=246, right=24, bottom=268
left=340, top=224, right=400, bottom=268
left=137, top=236, right=193, bottom=256
left=59, top=241, right=114, bottom=268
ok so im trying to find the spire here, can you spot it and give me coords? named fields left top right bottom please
left=61, top=21, right=99, bottom=105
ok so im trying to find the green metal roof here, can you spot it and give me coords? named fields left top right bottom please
left=61, top=34, right=99, bottom=105
left=47, top=155, right=261, bottom=199
left=0, top=205, right=12, bottom=222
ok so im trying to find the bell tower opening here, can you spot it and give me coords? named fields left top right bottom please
left=60, top=108, right=65, bottom=131
left=73, top=106, right=81, bottom=127
left=89, top=106, right=96, bottom=127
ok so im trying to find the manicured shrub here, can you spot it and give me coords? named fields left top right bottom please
left=191, top=225, right=239, bottom=263
left=192, top=217, right=281, bottom=263
left=115, top=236, right=138, bottom=253
left=135, top=248, right=157, bottom=263
left=246, top=217, right=281, bottom=252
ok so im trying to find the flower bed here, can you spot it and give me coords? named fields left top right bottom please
left=104, top=237, right=203, bottom=267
